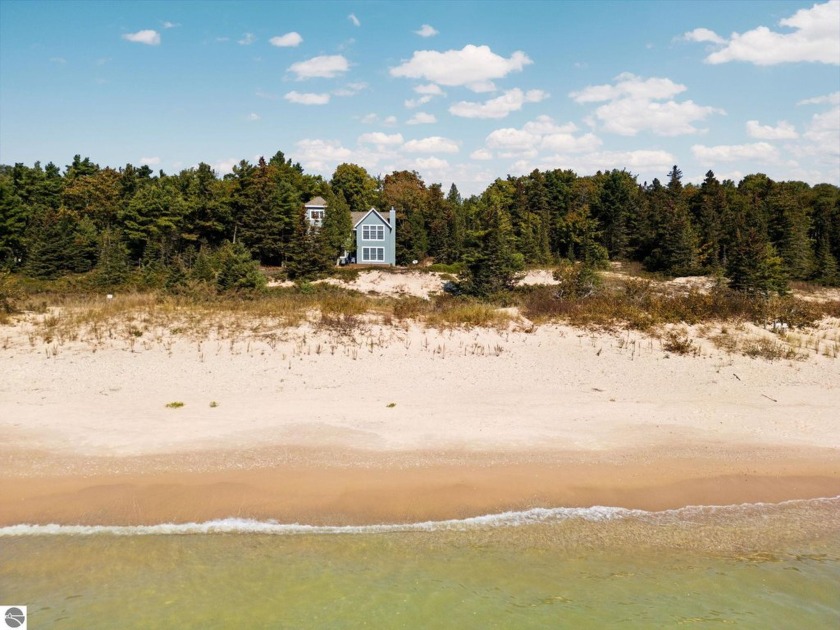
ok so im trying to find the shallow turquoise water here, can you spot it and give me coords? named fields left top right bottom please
left=2, top=499, right=839, bottom=628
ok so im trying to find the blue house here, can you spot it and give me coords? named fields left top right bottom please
left=305, top=197, right=396, bottom=266
left=351, top=207, right=396, bottom=265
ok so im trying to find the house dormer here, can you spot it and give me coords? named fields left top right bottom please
left=304, top=196, right=327, bottom=228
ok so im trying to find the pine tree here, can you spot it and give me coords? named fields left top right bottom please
left=458, top=206, right=524, bottom=297
left=726, top=198, right=788, bottom=296
left=320, top=191, right=353, bottom=263
left=94, top=228, right=131, bottom=286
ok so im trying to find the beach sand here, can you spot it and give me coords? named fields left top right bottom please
left=2, top=285, right=839, bottom=528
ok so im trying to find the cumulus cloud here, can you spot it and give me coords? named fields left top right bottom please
left=797, top=91, right=840, bottom=106
left=414, top=83, right=445, bottom=96
left=570, top=73, right=686, bottom=103
left=402, top=136, right=460, bottom=153
left=289, top=55, right=349, bottom=79
left=407, top=112, right=437, bottom=125
left=803, top=106, right=840, bottom=157
left=140, top=156, right=161, bottom=166
left=360, top=113, right=379, bottom=124
left=294, top=139, right=352, bottom=171
left=247, top=113, right=260, bottom=121
left=383, top=115, right=398, bottom=126
left=470, top=148, right=494, bottom=160
left=691, top=142, right=780, bottom=163
left=162, top=21, right=179, bottom=29
left=390, top=44, right=532, bottom=92
left=284, top=91, right=330, bottom=105
left=746, top=120, right=798, bottom=140
left=270, top=32, right=303, bottom=47
left=238, top=33, right=256, bottom=46
left=511, top=149, right=676, bottom=177
left=681, top=28, right=725, bottom=44
left=122, top=30, right=160, bottom=45
left=333, top=82, right=368, bottom=97
left=358, top=132, right=405, bottom=147
left=404, top=96, right=431, bottom=109
left=415, top=24, right=439, bottom=37
left=212, top=159, right=238, bottom=175
left=482, top=116, right=601, bottom=157
left=693, top=0, right=840, bottom=65
left=570, top=72, right=723, bottom=136
left=348, top=13, right=361, bottom=27
left=449, top=88, right=547, bottom=119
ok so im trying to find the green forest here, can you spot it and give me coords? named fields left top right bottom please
left=1, top=152, right=839, bottom=296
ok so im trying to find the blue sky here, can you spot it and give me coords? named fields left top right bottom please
left=1, top=0, right=838, bottom=194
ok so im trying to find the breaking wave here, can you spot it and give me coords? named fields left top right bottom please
left=1, top=496, right=837, bottom=537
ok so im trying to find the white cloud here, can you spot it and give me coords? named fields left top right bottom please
left=449, top=88, right=548, bottom=119
left=797, top=91, right=840, bottom=106
left=415, top=24, right=439, bottom=37
left=162, top=21, right=179, bottom=29
left=511, top=149, right=676, bottom=177
left=485, top=128, right=541, bottom=153
left=804, top=106, right=840, bottom=156
left=284, top=91, right=330, bottom=105
left=270, top=32, right=303, bottom=47
left=414, top=83, right=444, bottom=96
left=405, top=95, right=433, bottom=108
left=289, top=55, right=349, bottom=79
left=390, top=44, right=532, bottom=92
left=358, top=132, right=405, bottom=147
left=348, top=13, right=361, bottom=27
left=402, top=136, right=460, bottom=153
left=360, top=113, right=379, bottom=124
left=470, top=148, right=494, bottom=160
left=698, top=0, right=840, bottom=65
left=333, top=82, right=368, bottom=97
left=481, top=116, right=601, bottom=158
left=122, top=30, right=160, bottom=46
left=383, top=116, right=398, bottom=126
left=746, top=120, right=798, bottom=140
left=247, top=113, right=260, bottom=121
left=570, top=72, right=685, bottom=103
left=541, top=132, right=602, bottom=153
left=212, top=158, right=238, bottom=175
left=413, top=157, right=449, bottom=169
left=293, top=139, right=352, bottom=171
left=522, top=115, right=578, bottom=135
left=407, top=112, right=437, bottom=125
left=681, top=28, right=725, bottom=44
left=571, top=73, right=723, bottom=136
left=238, top=33, right=256, bottom=46
left=49, top=57, right=67, bottom=64
left=140, top=156, right=161, bottom=166
left=692, top=142, right=780, bottom=163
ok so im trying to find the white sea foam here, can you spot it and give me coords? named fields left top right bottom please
left=1, top=496, right=837, bottom=537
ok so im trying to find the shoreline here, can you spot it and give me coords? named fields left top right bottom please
left=2, top=444, right=838, bottom=527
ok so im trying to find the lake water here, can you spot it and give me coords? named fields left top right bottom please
left=2, top=497, right=838, bottom=628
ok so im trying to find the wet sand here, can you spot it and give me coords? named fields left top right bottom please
left=2, top=444, right=838, bottom=526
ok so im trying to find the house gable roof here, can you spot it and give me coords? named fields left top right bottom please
left=352, top=207, right=392, bottom=230
left=304, top=196, right=327, bottom=207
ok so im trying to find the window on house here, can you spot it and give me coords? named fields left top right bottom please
left=362, top=247, right=385, bottom=262
left=309, top=209, right=324, bottom=226
left=362, top=224, right=384, bottom=240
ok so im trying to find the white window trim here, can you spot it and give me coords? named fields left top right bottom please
left=362, top=247, right=385, bottom=262
left=362, top=224, right=385, bottom=241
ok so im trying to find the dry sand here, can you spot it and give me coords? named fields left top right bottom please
left=2, top=275, right=839, bottom=526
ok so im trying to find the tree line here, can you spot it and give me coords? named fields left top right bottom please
left=1, top=153, right=838, bottom=295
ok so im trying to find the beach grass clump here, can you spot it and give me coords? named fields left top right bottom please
left=165, top=401, right=185, bottom=408
left=662, top=330, right=697, bottom=356
left=426, top=299, right=513, bottom=329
